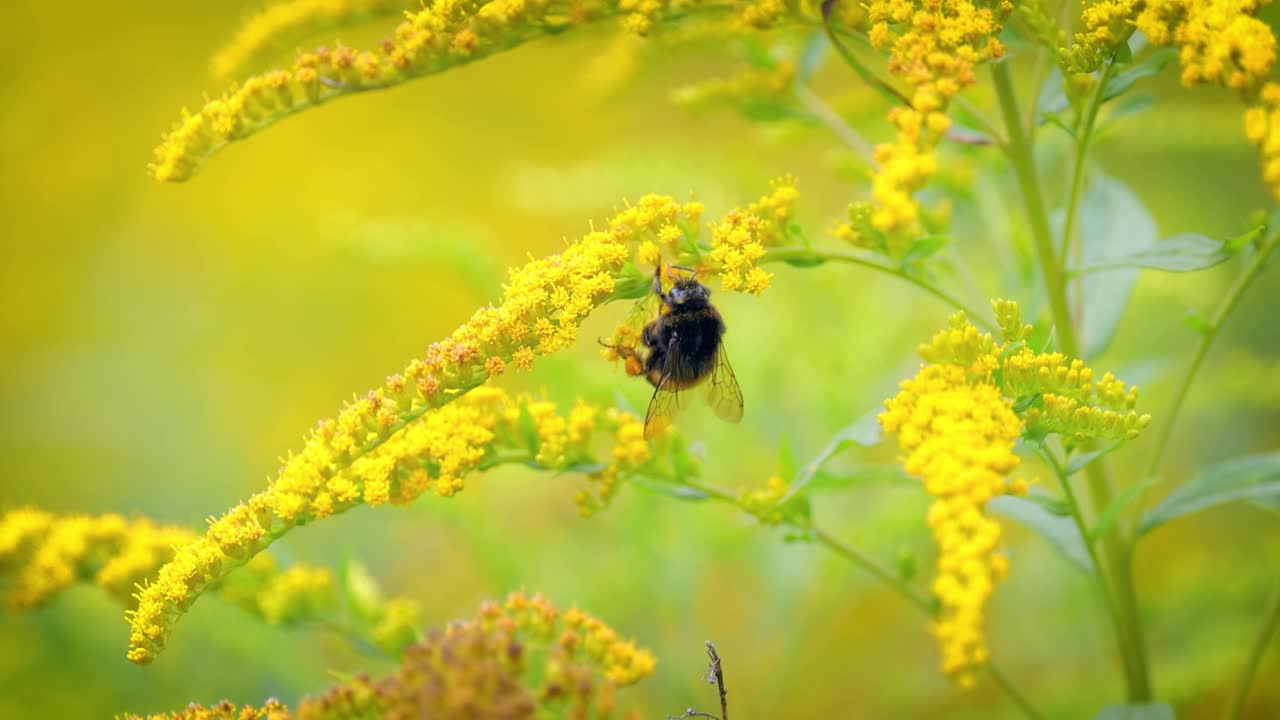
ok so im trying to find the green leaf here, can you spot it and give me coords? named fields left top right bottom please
left=1066, top=441, right=1125, bottom=475
left=1036, top=67, right=1069, bottom=123
left=1101, top=48, right=1176, bottom=103
left=783, top=255, right=827, bottom=268
left=900, top=235, right=950, bottom=266
left=1025, top=491, right=1072, bottom=517
left=803, top=464, right=913, bottom=491
left=1075, top=174, right=1158, bottom=357
left=1073, top=229, right=1260, bottom=274
left=627, top=475, right=710, bottom=500
left=1090, top=476, right=1158, bottom=541
left=990, top=493, right=1095, bottom=574
left=1182, top=309, right=1211, bottom=334
left=796, top=31, right=828, bottom=83
left=1012, top=393, right=1043, bottom=413
left=777, top=409, right=882, bottom=504
left=341, top=560, right=385, bottom=622
left=517, top=404, right=540, bottom=455
left=1140, top=452, right=1280, bottom=535
left=1094, top=702, right=1175, bottom=720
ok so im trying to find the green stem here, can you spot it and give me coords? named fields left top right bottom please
left=793, top=84, right=877, bottom=163
left=992, top=60, right=1153, bottom=701
left=1227, top=578, right=1280, bottom=719
left=990, top=63, right=1077, bottom=357
left=811, top=527, right=938, bottom=615
left=762, top=247, right=997, bottom=332
left=1043, top=448, right=1126, bottom=637
left=988, top=663, right=1045, bottom=720
left=1142, top=234, right=1280, bottom=482
left=1059, top=58, right=1121, bottom=270
left=676, top=476, right=1043, bottom=719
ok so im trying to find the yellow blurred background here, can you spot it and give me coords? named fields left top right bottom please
left=1, top=1, right=1278, bottom=717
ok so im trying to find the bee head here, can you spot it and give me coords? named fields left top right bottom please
left=668, top=277, right=711, bottom=307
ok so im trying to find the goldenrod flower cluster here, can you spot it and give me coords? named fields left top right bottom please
left=211, top=0, right=407, bottom=81
left=854, top=0, right=1009, bottom=241
left=879, top=300, right=1150, bottom=686
left=127, top=593, right=653, bottom=720
left=127, top=387, right=663, bottom=663
left=0, top=508, right=422, bottom=654
left=0, top=508, right=189, bottom=609
left=1060, top=0, right=1140, bottom=72
left=157, top=0, right=777, bottom=182
left=708, top=175, right=797, bottom=293
left=880, top=363, right=1024, bottom=688
left=1122, top=0, right=1280, bottom=199
left=738, top=475, right=794, bottom=525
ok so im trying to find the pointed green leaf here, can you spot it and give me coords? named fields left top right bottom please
left=627, top=475, right=710, bottom=500
left=990, top=493, right=1095, bottom=574
left=1075, top=174, right=1158, bottom=357
left=1066, top=441, right=1125, bottom=475
left=900, top=235, right=951, bottom=266
left=1101, top=48, right=1176, bottom=102
left=1073, top=229, right=1260, bottom=274
left=778, top=409, right=882, bottom=504
left=1090, top=476, right=1158, bottom=540
left=1140, top=452, right=1280, bottom=535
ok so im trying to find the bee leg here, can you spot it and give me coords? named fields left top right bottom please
left=653, top=265, right=675, bottom=308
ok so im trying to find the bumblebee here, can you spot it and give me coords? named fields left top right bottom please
left=613, top=265, right=743, bottom=439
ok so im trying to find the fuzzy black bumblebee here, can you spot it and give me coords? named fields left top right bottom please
left=615, top=265, right=743, bottom=439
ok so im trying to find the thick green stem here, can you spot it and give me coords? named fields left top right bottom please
left=1227, top=578, right=1280, bottom=719
left=990, top=64, right=1077, bottom=357
left=991, top=61, right=1152, bottom=701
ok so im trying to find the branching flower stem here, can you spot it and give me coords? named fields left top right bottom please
left=991, top=60, right=1153, bottom=701
left=762, top=247, right=997, bottom=332
left=673, top=475, right=1043, bottom=719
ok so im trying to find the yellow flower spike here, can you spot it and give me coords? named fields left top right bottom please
left=129, top=596, right=653, bottom=719
left=860, top=0, right=1008, bottom=243
left=882, top=301, right=1152, bottom=685
left=126, top=388, right=671, bottom=662
left=155, top=0, right=846, bottom=181
left=255, top=565, right=335, bottom=625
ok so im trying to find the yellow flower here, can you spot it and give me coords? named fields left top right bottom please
left=879, top=300, right=1150, bottom=686
left=130, top=593, right=653, bottom=719
left=1131, top=0, right=1280, bottom=197
left=127, top=388, right=664, bottom=663
left=857, top=0, right=1009, bottom=242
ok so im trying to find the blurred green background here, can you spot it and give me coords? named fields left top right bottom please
left=1, top=1, right=1277, bottom=717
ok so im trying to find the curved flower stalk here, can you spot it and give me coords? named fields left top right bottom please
left=126, top=383, right=698, bottom=664
left=211, top=0, right=411, bottom=81
left=878, top=300, right=1151, bottom=687
left=0, top=508, right=420, bottom=655
left=153, top=0, right=827, bottom=182
left=833, top=0, right=1009, bottom=250
left=126, top=186, right=796, bottom=664
left=124, top=592, right=654, bottom=720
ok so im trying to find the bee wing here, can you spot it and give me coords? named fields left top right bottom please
left=643, top=340, right=686, bottom=440
left=704, top=342, right=743, bottom=424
